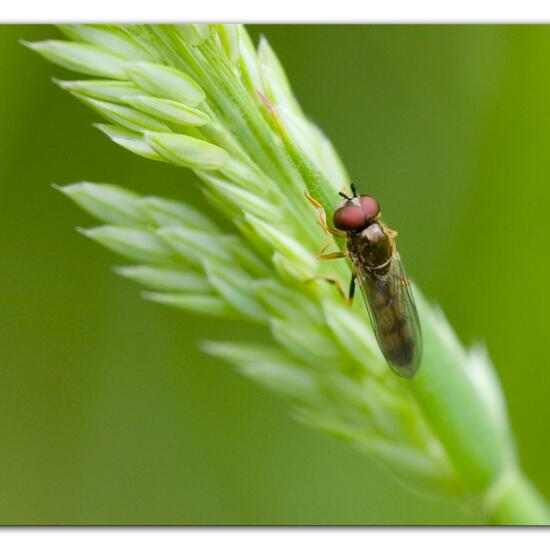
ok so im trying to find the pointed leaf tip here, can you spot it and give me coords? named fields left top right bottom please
left=124, top=95, right=210, bottom=127
left=24, top=39, right=127, bottom=79
left=72, top=94, right=170, bottom=133
left=124, top=61, right=205, bottom=106
left=59, top=182, right=145, bottom=226
left=94, top=124, right=165, bottom=161
left=145, top=132, right=228, bottom=170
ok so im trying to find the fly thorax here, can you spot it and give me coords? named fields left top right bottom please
left=361, top=223, right=393, bottom=270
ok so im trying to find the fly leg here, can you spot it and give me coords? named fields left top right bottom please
left=304, top=193, right=352, bottom=304
left=349, top=274, right=356, bottom=305
left=306, top=275, right=353, bottom=306
left=315, top=233, right=336, bottom=258
left=305, top=248, right=351, bottom=304
left=318, top=251, right=347, bottom=260
left=304, top=193, right=346, bottom=238
left=304, top=193, right=348, bottom=258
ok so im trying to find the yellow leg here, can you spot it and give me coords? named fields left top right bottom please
left=316, top=236, right=350, bottom=259
left=315, top=231, right=333, bottom=257
left=304, top=193, right=346, bottom=238
left=319, top=251, right=347, bottom=261
left=304, top=194, right=352, bottom=304
left=306, top=275, right=353, bottom=306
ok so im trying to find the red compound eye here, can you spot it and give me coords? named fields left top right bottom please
left=359, top=195, right=380, bottom=219
left=333, top=204, right=367, bottom=231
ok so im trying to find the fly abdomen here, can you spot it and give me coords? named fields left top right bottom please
left=370, top=279, right=417, bottom=376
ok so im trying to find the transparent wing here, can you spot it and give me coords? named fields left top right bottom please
left=354, top=251, right=422, bottom=378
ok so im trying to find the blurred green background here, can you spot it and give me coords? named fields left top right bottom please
left=1, top=24, right=549, bottom=525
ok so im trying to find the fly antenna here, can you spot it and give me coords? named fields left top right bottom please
left=350, top=182, right=358, bottom=196
left=339, top=191, right=351, bottom=200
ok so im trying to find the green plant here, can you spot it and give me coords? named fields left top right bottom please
left=24, top=24, right=550, bottom=524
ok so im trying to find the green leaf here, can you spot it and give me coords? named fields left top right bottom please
left=73, top=94, right=170, bottom=133
left=236, top=26, right=264, bottom=95
left=94, top=124, right=165, bottom=161
left=124, top=61, right=205, bottom=105
left=23, top=40, right=126, bottom=79
left=114, top=265, right=211, bottom=293
left=221, top=236, right=269, bottom=278
left=271, top=318, right=340, bottom=365
left=201, top=160, right=269, bottom=195
left=174, top=24, right=214, bottom=45
left=305, top=122, right=350, bottom=193
left=157, top=227, right=231, bottom=266
left=362, top=438, right=457, bottom=489
left=216, top=25, right=240, bottom=64
left=204, top=261, right=266, bottom=321
left=143, top=292, right=233, bottom=318
left=58, top=25, right=154, bottom=61
left=137, top=196, right=219, bottom=232
left=55, top=79, right=142, bottom=104
left=254, top=280, right=319, bottom=322
left=245, top=213, right=317, bottom=278
left=203, top=176, right=282, bottom=221
left=411, top=294, right=512, bottom=491
left=79, top=226, right=173, bottom=263
left=202, top=341, right=320, bottom=402
left=322, top=299, right=385, bottom=375
left=145, top=132, right=228, bottom=170
left=258, top=36, right=302, bottom=116
left=55, top=182, right=145, bottom=226
left=124, top=95, right=210, bottom=127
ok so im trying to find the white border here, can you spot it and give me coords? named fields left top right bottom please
left=3, top=0, right=550, bottom=23
left=1, top=528, right=550, bottom=550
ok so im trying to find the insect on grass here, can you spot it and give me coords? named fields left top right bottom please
left=307, top=184, right=422, bottom=378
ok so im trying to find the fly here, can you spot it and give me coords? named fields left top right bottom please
left=306, top=184, right=422, bottom=378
